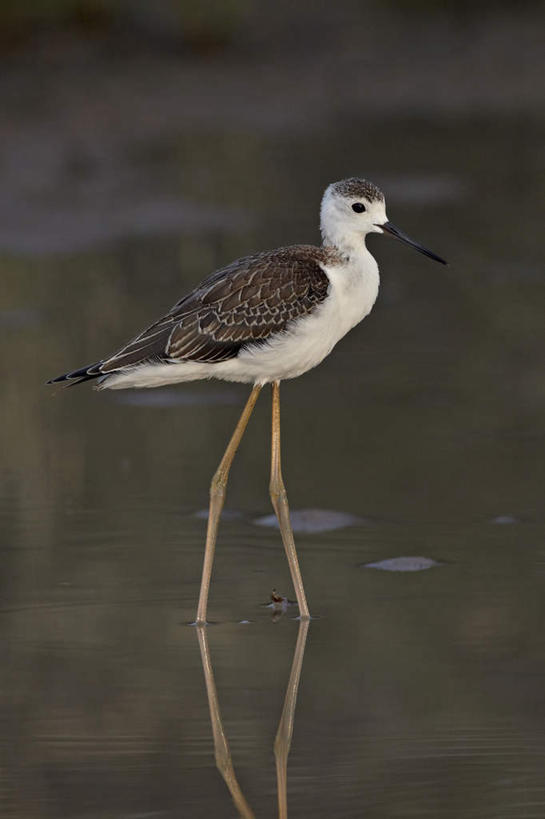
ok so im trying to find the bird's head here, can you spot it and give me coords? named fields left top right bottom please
left=320, top=177, right=446, bottom=264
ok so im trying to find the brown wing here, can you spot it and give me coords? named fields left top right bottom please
left=97, top=245, right=330, bottom=373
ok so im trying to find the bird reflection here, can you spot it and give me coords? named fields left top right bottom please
left=195, top=625, right=255, bottom=819
left=195, top=618, right=310, bottom=818
left=274, top=618, right=309, bottom=818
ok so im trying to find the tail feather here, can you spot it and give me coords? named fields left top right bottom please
left=47, top=362, right=104, bottom=386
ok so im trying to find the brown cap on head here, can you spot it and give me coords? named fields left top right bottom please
left=330, top=177, right=385, bottom=203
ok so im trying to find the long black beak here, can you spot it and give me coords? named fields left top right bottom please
left=377, top=221, right=447, bottom=265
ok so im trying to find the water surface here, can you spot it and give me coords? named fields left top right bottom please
left=2, top=106, right=545, bottom=817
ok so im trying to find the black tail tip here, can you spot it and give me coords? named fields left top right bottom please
left=46, top=362, right=103, bottom=386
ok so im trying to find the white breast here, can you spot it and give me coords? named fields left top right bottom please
left=233, top=248, right=380, bottom=384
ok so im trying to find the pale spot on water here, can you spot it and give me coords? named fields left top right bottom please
left=253, top=508, right=365, bottom=533
left=490, top=514, right=518, bottom=525
left=362, top=556, right=441, bottom=572
left=111, top=388, right=239, bottom=407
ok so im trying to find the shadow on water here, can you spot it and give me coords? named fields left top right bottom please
left=196, top=617, right=310, bottom=819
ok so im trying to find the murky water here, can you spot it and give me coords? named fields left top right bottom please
left=2, top=100, right=545, bottom=819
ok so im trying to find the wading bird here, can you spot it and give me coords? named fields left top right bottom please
left=48, top=178, right=446, bottom=624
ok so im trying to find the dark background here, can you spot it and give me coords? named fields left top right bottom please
left=1, top=2, right=545, bottom=817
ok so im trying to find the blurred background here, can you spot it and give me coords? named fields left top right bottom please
left=1, top=1, right=545, bottom=817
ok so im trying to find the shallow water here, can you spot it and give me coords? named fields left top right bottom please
left=2, top=102, right=545, bottom=818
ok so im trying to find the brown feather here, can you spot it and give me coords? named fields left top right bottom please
left=98, top=244, right=338, bottom=372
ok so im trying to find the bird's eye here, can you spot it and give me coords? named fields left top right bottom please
left=352, top=202, right=366, bottom=213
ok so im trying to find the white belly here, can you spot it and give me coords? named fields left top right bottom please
left=102, top=254, right=380, bottom=389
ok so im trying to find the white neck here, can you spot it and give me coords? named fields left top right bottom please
left=321, top=227, right=368, bottom=260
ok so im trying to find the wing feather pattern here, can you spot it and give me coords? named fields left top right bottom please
left=101, top=245, right=330, bottom=372
left=48, top=245, right=332, bottom=384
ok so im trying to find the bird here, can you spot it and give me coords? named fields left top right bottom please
left=48, top=177, right=446, bottom=624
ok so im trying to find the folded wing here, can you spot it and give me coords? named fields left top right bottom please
left=101, top=246, right=330, bottom=371
left=48, top=245, right=330, bottom=384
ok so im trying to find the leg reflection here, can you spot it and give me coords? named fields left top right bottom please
left=274, top=618, right=310, bottom=819
left=195, top=625, right=255, bottom=819
left=195, top=619, right=310, bottom=819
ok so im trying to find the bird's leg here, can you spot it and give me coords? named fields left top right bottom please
left=195, top=384, right=262, bottom=625
left=269, top=381, right=310, bottom=619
